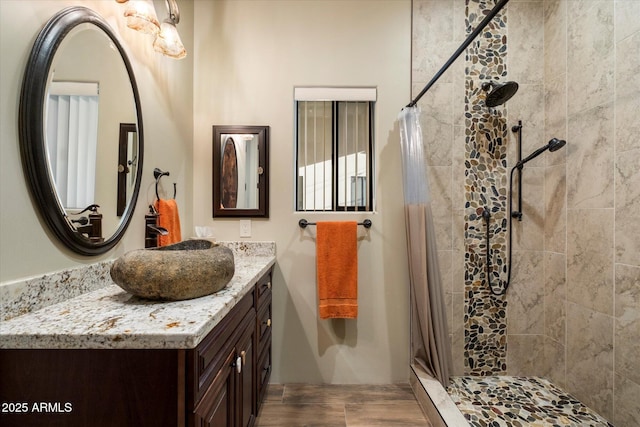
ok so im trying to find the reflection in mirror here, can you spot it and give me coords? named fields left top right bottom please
left=117, top=123, right=138, bottom=216
left=220, top=134, right=260, bottom=209
left=19, top=7, right=143, bottom=255
left=212, top=126, right=269, bottom=218
left=46, top=20, right=138, bottom=238
left=46, top=81, right=99, bottom=211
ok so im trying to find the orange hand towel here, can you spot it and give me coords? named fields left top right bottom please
left=154, top=199, right=182, bottom=247
left=316, top=221, right=358, bottom=319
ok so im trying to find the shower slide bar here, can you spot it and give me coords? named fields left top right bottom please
left=406, top=0, right=510, bottom=108
left=298, top=219, right=372, bottom=229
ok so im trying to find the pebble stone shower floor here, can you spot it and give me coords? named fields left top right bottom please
left=447, top=376, right=614, bottom=426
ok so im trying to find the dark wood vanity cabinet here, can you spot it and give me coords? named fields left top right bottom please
left=255, top=273, right=273, bottom=406
left=187, top=267, right=272, bottom=427
left=0, top=268, right=273, bottom=427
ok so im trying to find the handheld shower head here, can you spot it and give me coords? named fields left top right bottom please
left=548, top=137, right=566, bottom=152
left=515, top=138, right=566, bottom=169
left=482, top=81, right=519, bottom=107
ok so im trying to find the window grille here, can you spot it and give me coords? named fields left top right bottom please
left=294, top=87, right=375, bottom=212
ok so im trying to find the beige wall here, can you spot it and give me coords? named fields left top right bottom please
left=192, top=1, right=412, bottom=383
left=0, top=0, right=194, bottom=282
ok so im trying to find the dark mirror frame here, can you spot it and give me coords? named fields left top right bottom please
left=212, top=125, right=269, bottom=218
left=19, top=6, right=144, bottom=256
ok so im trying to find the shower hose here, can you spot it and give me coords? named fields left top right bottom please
left=483, top=165, right=518, bottom=296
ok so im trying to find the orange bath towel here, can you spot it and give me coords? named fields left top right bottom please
left=154, top=199, right=182, bottom=247
left=316, top=221, right=358, bottom=319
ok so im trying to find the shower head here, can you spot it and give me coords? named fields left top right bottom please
left=548, top=137, right=566, bottom=152
left=515, top=138, right=566, bottom=169
left=482, top=81, right=519, bottom=107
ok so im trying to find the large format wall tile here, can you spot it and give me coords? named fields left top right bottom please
left=506, top=334, right=545, bottom=376
left=566, top=0, right=614, bottom=115
left=411, top=0, right=457, bottom=84
left=614, top=264, right=640, bottom=385
left=615, top=149, right=640, bottom=266
left=567, top=103, right=614, bottom=210
left=566, top=208, right=614, bottom=315
left=451, top=291, right=465, bottom=376
left=452, top=211, right=465, bottom=294
left=508, top=2, right=543, bottom=85
left=543, top=336, right=566, bottom=390
left=543, top=0, right=566, bottom=82
left=613, top=373, right=640, bottom=427
left=422, top=115, right=453, bottom=167
left=566, top=302, right=614, bottom=421
left=429, top=166, right=453, bottom=251
left=544, top=252, right=566, bottom=344
left=615, top=31, right=640, bottom=153
left=544, top=164, right=566, bottom=254
left=508, top=250, right=544, bottom=335
left=614, top=0, right=640, bottom=43
left=543, top=75, right=567, bottom=154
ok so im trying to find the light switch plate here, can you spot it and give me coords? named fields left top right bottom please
left=239, top=220, right=251, bottom=237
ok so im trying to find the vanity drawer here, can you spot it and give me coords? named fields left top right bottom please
left=188, top=289, right=255, bottom=404
left=256, top=270, right=272, bottom=308
left=256, top=336, right=272, bottom=406
left=257, top=301, right=272, bottom=353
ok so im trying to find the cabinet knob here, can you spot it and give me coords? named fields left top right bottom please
left=240, top=350, right=246, bottom=366
left=267, top=281, right=272, bottom=289
left=235, top=356, right=242, bottom=374
left=264, top=318, right=271, bottom=327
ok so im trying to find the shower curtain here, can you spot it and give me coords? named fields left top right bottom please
left=398, top=106, right=452, bottom=387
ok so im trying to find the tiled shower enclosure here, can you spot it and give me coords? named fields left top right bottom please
left=411, top=0, right=640, bottom=425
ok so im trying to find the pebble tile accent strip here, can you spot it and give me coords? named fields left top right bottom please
left=464, top=0, right=509, bottom=375
left=447, top=376, right=614, bottom=426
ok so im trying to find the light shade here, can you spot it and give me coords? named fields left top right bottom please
left=124, top=0, right=160, bottom=35
left=153, top=21, right=187, bottom=59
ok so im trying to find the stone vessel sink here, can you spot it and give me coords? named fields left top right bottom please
left=110, top=240, right=235, bottom=301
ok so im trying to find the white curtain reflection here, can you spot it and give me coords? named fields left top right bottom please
left=46, top=82, right=99, bottom=210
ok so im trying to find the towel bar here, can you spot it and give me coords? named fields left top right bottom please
left=298, top=219, right=372, bottom=229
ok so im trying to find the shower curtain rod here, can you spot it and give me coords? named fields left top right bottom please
left=406, top=0, right=510, bottom=108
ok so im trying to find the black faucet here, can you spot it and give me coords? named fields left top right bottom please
left=145, top=205, right=168, bottom=248
left=70, top=205, right=104, bottom=242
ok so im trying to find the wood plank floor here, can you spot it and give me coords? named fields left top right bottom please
left=255, top=384, right=433, bottom=426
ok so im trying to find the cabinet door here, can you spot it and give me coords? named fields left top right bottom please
left=193, top=349, right=236, bottom=427
left=236, top=320, right=256, bottom=427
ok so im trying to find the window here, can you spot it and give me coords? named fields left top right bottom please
left=295, top=87, right=375, bottom=212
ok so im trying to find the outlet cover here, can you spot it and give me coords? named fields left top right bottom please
left=239, top=220, right=251, bottom=237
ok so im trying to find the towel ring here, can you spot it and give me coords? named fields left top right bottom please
left=154, top=168, right=176, bottom=200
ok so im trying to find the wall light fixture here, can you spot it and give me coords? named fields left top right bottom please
left=123, top=0, right=160, bottom=35
left=117, top=0, right=186, bottom=59
left=154, top=0, right=187, bottom=59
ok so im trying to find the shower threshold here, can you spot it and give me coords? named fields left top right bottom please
left=410, top=366, right=613, bottom=426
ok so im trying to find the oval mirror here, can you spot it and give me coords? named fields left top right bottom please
left=19, top=6, right=143, bottom=256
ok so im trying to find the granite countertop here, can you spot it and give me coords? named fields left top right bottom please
left=0, top=255, right=275, bottom=350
